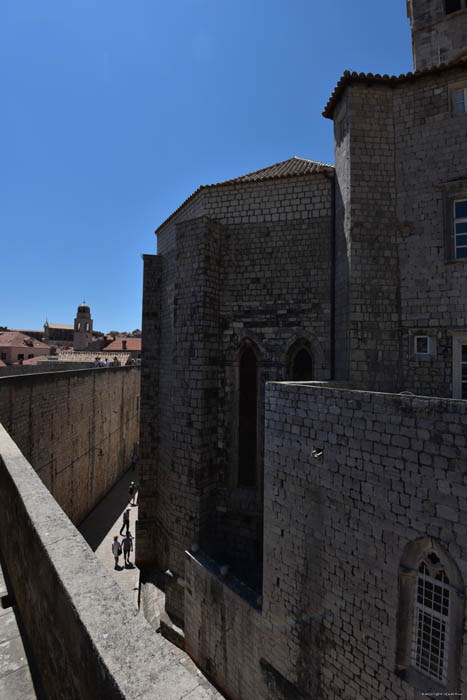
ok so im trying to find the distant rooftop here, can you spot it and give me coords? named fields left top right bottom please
left=0, top=332, right=49, bottom=349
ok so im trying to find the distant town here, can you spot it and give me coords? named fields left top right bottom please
left=0, top=301, right=141, bottom=370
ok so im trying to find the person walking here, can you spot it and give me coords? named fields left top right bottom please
left=112, top=536, right=121, bottom=569
left=120, top=508, right=130, bottom=536
left=128, top=481, right=137, bottom=506
left=121, top=531, right=134, bottom=566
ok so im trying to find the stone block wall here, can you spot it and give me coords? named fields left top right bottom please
left=262, top=381, right=467, bottom=699
left=144, top=173, right=333, bottom=596
left=409, top=1, right=467, bottom=70
left=137, top=254, right=163, bottom=568
left=336, top=82, right=401, bottom=393
left=0, top=424, right=220, bottom=700
left=394, top=65, right=467, bottom=398
left=0, top=366, right=140, bottom=524
left=182, top=381, right=467, bottom=699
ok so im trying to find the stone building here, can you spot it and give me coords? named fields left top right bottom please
left=73, top=301, right=93, bottom=350
left=138, top=2, right=467, bottom=698
left=0, top=331, right=50, bottom=365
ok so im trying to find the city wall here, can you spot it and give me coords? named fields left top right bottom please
left=184, top=382, right=467, bottom=699
left=0, top=424, right=219, bottom=700
left=0, top=366, right=140, bottom=524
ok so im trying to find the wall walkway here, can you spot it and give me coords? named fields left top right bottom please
left=0, top=424, right=221, bottom=700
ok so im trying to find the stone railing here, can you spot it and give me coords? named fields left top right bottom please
left=58, top=350, right=131, bottom=364
left=0, top=423, right=218, bottom=700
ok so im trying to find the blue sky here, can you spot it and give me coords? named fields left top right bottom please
left=0, top=1, right=412, bottom=333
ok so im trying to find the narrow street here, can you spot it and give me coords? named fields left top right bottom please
left=79, top=466, right=140, bottom=606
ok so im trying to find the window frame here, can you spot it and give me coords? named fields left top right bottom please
left=454, top=198, right=467, bottom=259
left=438, top=179, right=467, bottom=261
left=414, top=335, right=430, bottom=355
left=450, top=331, right=467, bottom=399
left=412, top=562, right=450, bottom=684
left=396, top=539, right=465, bottom=695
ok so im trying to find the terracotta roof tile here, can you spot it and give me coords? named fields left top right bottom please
left=323, top=57, right=467, bottom=119
left=155, top=157, right=334, bottom=234
left=46, top=323, right=74, bottom=330
left=214, top=157, right=334, bottom=184
left=104, top=338, right=141, bottom=351
left=0, top=332, right=50, bottom=348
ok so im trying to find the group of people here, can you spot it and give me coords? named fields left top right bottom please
left=111, top=480, right=138, bottom=569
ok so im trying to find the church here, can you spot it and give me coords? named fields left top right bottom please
left=137, top=2, right=467, bottom=697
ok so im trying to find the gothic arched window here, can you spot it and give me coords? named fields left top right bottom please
left=287, top=339, right=314, bottom=381
left=237, top=342, right=259, bottom=488
left=396, top=539, right=465, bottom=695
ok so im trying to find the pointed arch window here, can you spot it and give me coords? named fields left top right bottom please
left=412, top=554, right=450, bottom=684
left=396, top=540, right=464, bottom=695
left=287, top=339, right=314, bottom=381
left=238, top=343, right=258, bottom=488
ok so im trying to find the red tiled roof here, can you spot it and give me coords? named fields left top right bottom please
left=218, top=157, right=334, bottom=184
left=0, top=332, right=50, bottom=348
left=155, top=157, right=334, bottom=234
left=46, top=323, right=74, bottom=330
left=104, top=338, right=141, bottom=351
left=323, top=57, right=467, bottom=118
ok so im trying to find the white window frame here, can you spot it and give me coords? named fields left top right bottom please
left=454, top=199, right=467, bottom=259
left=412, top=566, right=450, bottom=684
left=414, top=335, right=430, bottom=355
left=450, top=331, right=467, bottom=398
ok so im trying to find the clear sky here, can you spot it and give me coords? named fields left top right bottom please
left=0, top=0, right=412, bottom=334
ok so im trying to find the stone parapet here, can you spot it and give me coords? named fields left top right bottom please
left=0, top=424, right=219, bottom=700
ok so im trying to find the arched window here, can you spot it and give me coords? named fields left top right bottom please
left=287, top=339, right=314, bottom=381
left=396, top=539, right=465, bottom=695
left=238, top=343, right=258, bottom=488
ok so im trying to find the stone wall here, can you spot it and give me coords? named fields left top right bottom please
left=0, top=366, right=140, bottom=524
left=262, top=382, right=467, bottom=699
left=183, top=381, right=467, bottom=699
left=0, top=424, right=219, bottom=700
left=335, top=81, right=401, bottom=393
left=331, top=63, right=467, bottom=398
left=140, top=173, right=334, bottom=609
left=409, top=1, right=467, bottom=70
left=0, top=361, right=94, bottom=377
left=394, top=65, right=467, bottom=398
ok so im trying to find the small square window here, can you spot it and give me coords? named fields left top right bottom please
left=0, top=353, right=6, bottom=361
left=17, top=354, right=24, bottom=361
left=415, top=336, right=430, bottom=354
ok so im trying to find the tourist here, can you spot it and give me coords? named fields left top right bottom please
left=128, top=481, right=137, bottom=506
left=121, top=531, right=134, bottom=566
left=120, top=508, right=130, bottom=536
left=112, top=536, right=121, bottom=569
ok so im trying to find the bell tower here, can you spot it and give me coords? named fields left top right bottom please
left=73, top=302, right=93, bottom=351
left=407, top=0, right=467, bottom=70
